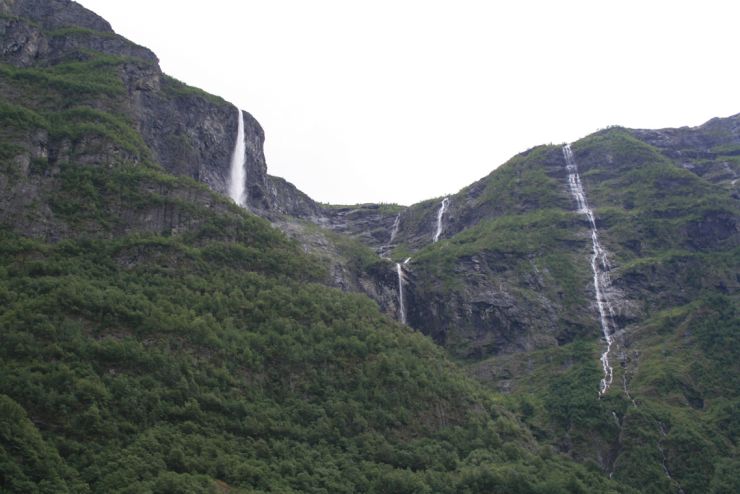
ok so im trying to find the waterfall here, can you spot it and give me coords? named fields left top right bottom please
left=396, top=257, right=411, bottom=324
left=228, top=108, right=246, bottom=206
left=560, top=151, right=683, bottom=483
left=389, top=214, right=401, bottom=244
left=396, top=263, right=406, bottom=324
left=433, top=197, right=450, bottom=243
left=562, top=144, right=616, bottom=396
left=379, top=214, right=401, bottom=259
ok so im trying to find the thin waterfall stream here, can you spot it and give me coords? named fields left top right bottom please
left=228, top=108, right=246, bottom=206
left=562, top=144, right=616, bottom=396
left=389, top=214, right=401, bottom=244
left=433, top=197, right=450, bottom=243
left=396, top=258, right=411, bottom=323
left=381, top=214, right=411, bottom=324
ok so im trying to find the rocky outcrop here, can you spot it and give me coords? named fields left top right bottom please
left=0, top=1, right=249, bottom=243
left=630, top=114, right=740, bottom=188
left=0, top=14, right=48, bottom=66
left=0, top=0, right=157, bottom=67
left=631, top=114, right=740, bottom=154
left=131, top=75, right=237, bottom=195
left=0, top=0, right=110, bottom=33
left=265, top=175, right=323, bottom=219
left=0, top=1, right=278, bottom=217
left=320, top=204, right=405, bottom=250
left=273, top=217, right=402, bottom=312
left=405, top=253, right=565, bottom=355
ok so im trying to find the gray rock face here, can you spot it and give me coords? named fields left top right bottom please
left=0, top=15, right=48, bottom=65
left=131, top=75, right=237, bottom=195
left=0, top=0, right=242, bottom=203
left=0, top=0, right=157, bottom=67
left=320, top=204, right=405, bottom=250
left=631, top=114, right=740, bottom=189
left=0, top=1, right=249, bottom=243
left=265, top=175, right=323, bottom=219
left=631, top=114, right=740, bottom=153
left=46, top=28, right=157, bottom=64
left=0, top=0, right=395, bottom=236
left=405, top=253, right=564, bottom=356
left=241, top=111, right=271, bottom=211
left=0, top=0, right=112, bottom=33
left=272, top=216, right=402, bottom=313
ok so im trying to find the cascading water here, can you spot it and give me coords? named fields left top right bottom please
left=396, top=263, right=406, bottom=323
left=433, top=197, right=450, bottom=243
left=380, top=213, right=411, bottom=324
left=396, top=258, right=411, bottom=324
left=228, top=108, right=247, bottom=206
left=379, top=214, right=401, bottom=259
left=562, top=144, right=616, bottom=396
left=562, top=149, right=682, bottom=481
left=389, top=214, right=401, bottom=244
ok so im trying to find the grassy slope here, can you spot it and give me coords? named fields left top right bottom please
left=451, top=130, right=739, bottom=493
left=572, top=130, right=739, bottom=492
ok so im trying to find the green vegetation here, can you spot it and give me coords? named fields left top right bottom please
left=324, top=227, right=388, bottom=274
left=0, top=189, right=630, bottom=493
left=0, top=20, right=632, bottom=491
left=321, top=203, right=405, bottom=215
left=46, top=27, right=118, bottom=39
left=391, top=145, right=595, bottom=359
left=49, top=107, right=151, bottom=158
left=0, top=100, right=49, bottom=130
left=0, top=57, right=126, bottom=101
left=1, top=7, right=738, bottom=493
left=472, top=145, right=567, bottom=213
left=161, top=75, right=229, bottom=106
left=460, top=128, right=739, bottom=493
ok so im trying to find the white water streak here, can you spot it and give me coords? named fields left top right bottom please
left=563, top=144, right=616, bottom=396
left=658, top=422, right=686, bottom=494
left=395, top=257, right=412, bottom=324
left=228, top=108, right=246, bottom=206
left=389, top=214, right=401, bottom=244
left=433, top=197, right=450, bottom=243
left=623, top=372, right=638, bottom=408
left=380, top=214, right=401, bottom=259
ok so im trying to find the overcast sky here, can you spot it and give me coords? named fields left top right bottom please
left=81, top=0, right=739, bottom=205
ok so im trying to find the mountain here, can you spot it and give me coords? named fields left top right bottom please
left=0, top=1, right=738, bottom=493
left=311, top=122, right=739, bottom=492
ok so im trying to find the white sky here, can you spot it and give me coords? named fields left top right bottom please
left=80, top=0, right=740, bottom=205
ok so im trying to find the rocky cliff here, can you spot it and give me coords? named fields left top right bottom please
left=0, top=0, right=295, bottom=218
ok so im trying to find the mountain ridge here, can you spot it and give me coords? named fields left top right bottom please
left=0, top=1, right=738, bottom=492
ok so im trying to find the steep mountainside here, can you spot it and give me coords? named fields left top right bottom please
left=0, top=1, right=634, bottom=493
left=340, top=121, right=739, bottom=492
left=0, top=1, right=738, bottom=493
left=269, top=114, right=740, bottom=493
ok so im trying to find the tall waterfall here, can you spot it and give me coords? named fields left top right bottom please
left=396, top=258, right=411, bottom=324
left=228, top=108, right=246, bottom=206
left=563, top=144, right=616, bottom=396
left=433, top=197, right=450, bottom=243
